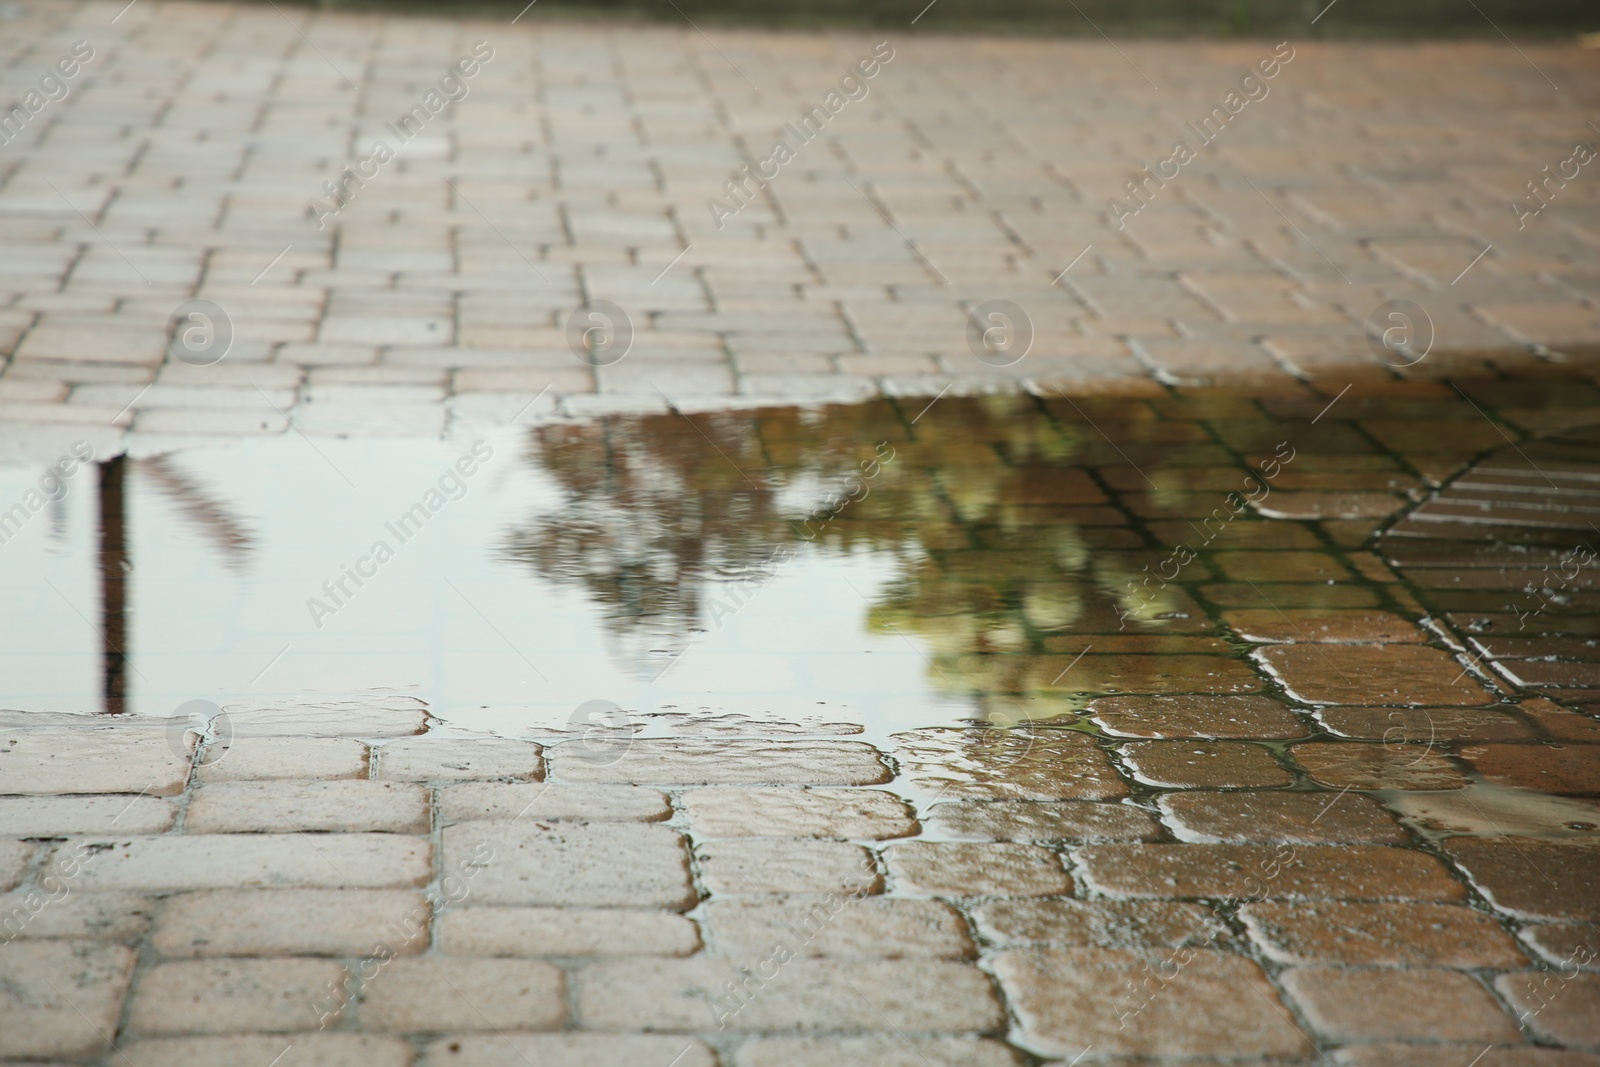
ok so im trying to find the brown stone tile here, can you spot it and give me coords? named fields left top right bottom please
left=1120, top=740, right=1292, bottom=788
left=1159, top=790, right=1408, bottom=843
left=972, top=898, right=1225, bottom=950
left=922, top=800, right=1161, bottom=842
left=1075, top=844, right=1465, bottom=901
left=1259, top=645, right=1495, bottom=706
left=1213, top=550, right=1353, bottom=583
left=1089, top=694, right=1307, bottom=739
left=1225, top=609, right=1426, bottom=643
left=1497, top=972, right=1600, bottom=1046
left=1332, top=1045, right=1600, bottom=1066
left=1313, top=706, right=1534, bottom=741
left=1461, top=743, right=1600, bottom=795
left=1522, top=700, right=1600, bottom=743
left=1293, top=741, right=1470, bottom=790
left=1241, top=901, right=1526, bottom=966
left=1442, top=839, right=1600, bottom=921
left=886, top=841, right=1071, bottom=897
left=1520, top=923, right=1600, bottom=972
left=1282, top=966, right=1519, bottom=1042
left=891, top=728, right=1127, bottom=800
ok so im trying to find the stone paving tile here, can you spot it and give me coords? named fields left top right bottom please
left=374, top=737, right=542, bottom=781
left=1460, top=743, right=1600, bottom=795
left=438, top=782, right=670, bottom=822
left=437, top=907, right=699, bottom=957
left=1333, top=1047, right=1600, bottom=1067
left=0, top=795, right=177, bottom=835
left=1281, top=967, right=1521, bottom=1043
left=1496, top=973, right=1600, bottom=1047
left=1224, top=610, right=1427, bottom=644
left=1119, top=740, right=1292, bottom=788
left=922, top=799, right=1161, bottom=842
left=1292, top=741, right=1470, bottom=790
left=0, top=839, right=33, bottom=891
left=128, top=958, right=347, bottom=1034
left=575, top=957, right=1005, bottom=1031
left=1259, top=645, right=1494, bottom=706
left=1240, top=901, right=1527, bottom=966
left=1312, top=706, right=1535, bottom=742
left=195, top=737, right=371, bottom=781
left=697, top=838, right=880, bottom=895
left=1075, top=844, right=1466, bottom=901
left=0, top=725, right=192, bottom=796
left=734, top=1034, right=1025, bottom=1067
left=151, top=889, right=429, bottom=957
left=886, top=841, right=1072, bottom=897
left=0, top=890, right=155, bottom=942
left=357, top=958, right=566, bottom=1033
left=1520, top=924, right=1600, bottom=972
left=551, top=739, right=890, bottom=785
left=441, top=821, right=694, bottom=908
left=41, top=833, right=432, bottom=891
left=183, top=780, right=430, bottom=834
left=120, top=1034, right=416, bottom=1067
left=0, top=941, right=136, bottom=1059
left=1443, top=839, right=1600, bottom=921
left=1158, top=790, right=1408, bottom=844
left=972, top=898, right=1226, bottom=950
left=680, top=787, right=916, bottom=838
left=891, top=728, right=1127, bottom=799
left=419, top=1034, right=716, bottom=1067
left=994, top=947, right=1311, bottom=1059
left=1088, top=694, right=1308, bottom=739
left=703, top=897, right=973, bottom=958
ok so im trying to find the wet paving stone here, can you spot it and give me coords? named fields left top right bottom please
left=1259, top=645, right=1495, bottom=706
left=886, top=841, right=1072, bottom=897
left=703, top=897, right=973, bottom=958
left=442, top=822, right=694, bottom=908
left=971, top=898, right=1226, bottom=950
left=182, top=780, right=429, bottom=834
left=552, top=739, right=891, bottom=786
left=1442, top=839, right=1600, bottom=921
left=680, top=787, right=916, bottom=839
left=891, top=728, right=1127, bottom=800
left=1075, top=843, right=1466, bottom=901
left=1240, top=901, right=1527, bottom=966
left=1119, top=740, right=1293, bottom=788
left=922, top=799, right=1161, bottom=842
left=733, top=1034, right=1024, bottom=1067
left=1158, top=790, right=1408, bottom=844
left=1292, top=741, right=1470, bottom=790
left=1312, top=705, right=1535, bottom=741
left=1460, top=743, right=1600, bottom=795
left=1089, top=694, right=1308, bottom=739
left=1223, top=609, right=1427, bottom=644
left=696, top=839, right=880, bottom=896
left=1283, top=967, right=1522, bottom=1043
left=1496, top=973, right=1600, bottom=1046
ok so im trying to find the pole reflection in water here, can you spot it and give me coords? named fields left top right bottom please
left=98, top=454, right=129, bottom=715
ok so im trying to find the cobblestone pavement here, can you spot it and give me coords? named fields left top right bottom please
left=0, top=3, right=1598, bottom=442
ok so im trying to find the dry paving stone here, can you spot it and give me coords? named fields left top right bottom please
left=1521, top=923, right=1600, bottom=971
left=183, top=780, right=430, bottom=833
left=1259, top=645, right=1494, bottom=706
left=891, top=727, right=1127, bottom=800
left=120, top=1034, right=415, bottom=1067
left=973, top=898, right=1225, bottom=950
left=923, top=799, right=1160, bottom=842
left=1461, top=743, right=1600, bottom=795
left=993, top=947, right=1311, bottom=1059
left=222, top=697, right=428, bottom=737
left=1281, top=966, right=1520, bottom=1043
left=1224, top=609, right=1427, bottom=644
left=680, top=787, right=916, bottom=838
left=1334, top=1046, right=1600, bottom=1066
left=0, top=725, right=191, bottom=795
left=550, top=738, right=891, bottom=785
left=196, top=736, right=370, bottom=781
left=0, top=839, right=31, bottom=890
left=375, top=737, right=543, bottom=781
left=1240, top=901, right=1526, bottom=966
left=0, top=941, right=135, bottom=1059
left=887, top=841, right=1071, bottom=896
left=437, top=907, right=699, bottom=956
left=420, top=1034, right=716, bottom=1067
left=358, top=958, right=565, bottom=1032
left=1074, top=843, right=1465, bottom=901
left=1496, top=972, right=1600, bottom=1047
left=0, top=890, right=154, bottom=941
left=439, top=782, right=669, bottom=822
left=1443, top=838, right=1600, bottom=921
left=1314, top=705, right=1533, bottom=741
left=1158, top=790, right=1408, bottom=843
left=442, top=821, right=694, bottom=907
left=697, top=838, right=880, bottom=895
left=0, top=795, right=176, bottom=835
left=1089, top=694, right=1307, bottom=739
left=1293, top=741, right=1469, bottom=790
left=42, top=833, right=432, bottom=890
left=1119, top=740, right=1292, bottom=788
left=129, top=958, right=348, bottom=1034
left=734, top=1034, right=1024, bottom=1067
left=575, top=957, right=1005, bottom=1031
left=703, top=896, right=973, bottom=958
left=152, top=889, right=429, bottom=957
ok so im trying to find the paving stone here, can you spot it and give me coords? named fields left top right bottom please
left=1314, top=706, right=1534, bottom=741
left=886, top=841, right=1071, bottom=896
left=1224, top=609, right=1427, bottom=643
left=681, top=787, right=915, bottom=839
left=152, top=889, right=429, bottom=957
left=221, top=698, right=428, bottom=737
left=1281, top=966, right=1519, bottom=1042
left=1120, top=740, right=1292, bottom=788
left=1158, top=790, right=1408, bottom=843
left=1496, top=972, right=1600, bottom=1046
left=734, top=1035, right=1024, bottom=1067
left=195, top=737, right=370, bottom=781
left=993, top=947, right=1311, bottom=1059
left=1461, top=743, right=1600, bottom=795
left=697, top=838, right=880, bottom=895
left=0, top=839, right=32, bottom=890
left=128, top=958, right=346, bottom=1034
left=0, top=795, right=177, bottom=835
left=0, top=890, right=154, bottom=941
left=442, top=821, right=694, bottom=908
left=1444, top=839, right=1600, bottom=921
left=439, top=782, right=669, bottom=822
left=1259, top=645, right=1494, bottom=706
left=1240, top=901, right=1526, bottom=966
left=419, top=1034, right=716, bottom=1067
left=0, top=941, right=136, bottom=1059
left=1074, top=844, right=1465, bottom=901
left=575, top=957, right=1005, bottom=1031
left=1088, top=694, right=1306, bottom=738
left=1520, top=923, right=1600, bottom=972
left=437, top=907, right=699, bottom=957
left=891, top=728, right=1127, bottom=800
left=972, top=898, right=1225, bottom=950
left=551, top=739, right=890, bottom=785
left=120, top=1034, right=416, bottom=1067
left=374, top=737, right=542, bottom=781
left=41, top=834, right=432, bottom=890
left=184, top=780, right=429, bottom=834
left=1293, top=741, right=1469, bottom=790
left=923, top=799, right=1161, bottom=842
left=0, top=725, right=191, bottom=796
left=1333, top=1046, right=1600, bottom=1067
left=357, top=958, right=565, bottom=1032
left=704, top=897, right=973, bottom=958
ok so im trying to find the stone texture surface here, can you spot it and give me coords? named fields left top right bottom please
left=127, top=958, right=349, bottom=1034
left=922, top=799, right=1160, bottom=842
left=0, top=795, right=177, bottom=835
left=183, top=780, right=429, bottom=834
left=1241, top=901, right=1527, bottom=966
left=886, top=841, right=1071, bottom=896
left=1444, top=839, right=1600, bottom=921
left=1259, top=645, right=1494, bottom=706
left=734, top=1035, right=1024, bottom=1067
left=1496, top=972, right=1600, bottom=1047
left=696, top=838, right=880, bottom=895
left=1158, top=790, right=1408, bottom=843
left=1119, top=740, right=1292, bottom=788
left=195, top=737, right=370, bottom=781
left=0, top=941, right=136, bottom=1059
left=1292, top=741, right=1469, bottom=790
left=1089, top=694, right=1307, bottom=739
left=357, top=958, right=566, bottom=1032
left=119, top=1034, right=415, bottom=1067
left=374, top=737, right=543, bottom=781
left=552, top=739, right=890, bottom=785
left=1075, top=844, right=1465, bottom=900
left=680, top=787, right=916, bottom=839
left=972, top=898, right=1226, bottom=950
left=442, top=821, right=694, bottom=908
left=419, top=1034, right=716, bottom=1067
left=1281, top=966, right=1521, bottom=1042
left=41, top=834, right=432, bottom=890
left=151, top=889, right=429, bottom=957
left=436, top=907, right=700, bottom=957
left=1460, top=743, right=1600, bottom=795
left=0, top=726, right=191, bottom=796
left=703, top=897, right=973, bottom=958
left=891, top=728, right=1126, bottom=799
left=439, top=782, right=669, bottom=822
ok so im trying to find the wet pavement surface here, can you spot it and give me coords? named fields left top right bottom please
left=3, top=372, right=1600, bottom=1064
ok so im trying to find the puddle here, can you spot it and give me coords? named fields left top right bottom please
left=0, top=389, right=1595, bottom=746
left=1386, top=783, right=1600, bottom=840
